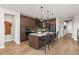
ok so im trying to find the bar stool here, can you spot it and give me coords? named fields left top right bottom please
left=40, top=34, right=50, bottom=53
left=54, top=31, right=59, bottom=44
left=49, top=34, right=55, bottom=46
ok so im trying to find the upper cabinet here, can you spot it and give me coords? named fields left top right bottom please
left=47, top=18, right=56, bottom=24
left=34, top=18, right=43, bottom=28
left=20, top=15, right=35, bottom=42
left=20, top=15, right=35, bottom=28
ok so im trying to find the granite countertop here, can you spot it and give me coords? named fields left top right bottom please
left=29, top=32, right=54, bottom=36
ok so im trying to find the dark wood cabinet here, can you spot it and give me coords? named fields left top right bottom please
left=20, top=26, right=26, bottom=42
left=35, top=19, right=40, bottom=26
left=46, top=18, right=56, bottom=32
left=34, top=18, right=43, bottom=28
left=20, top=15, right=35, bottom=42
left=29, top=35, right=43, bottom=49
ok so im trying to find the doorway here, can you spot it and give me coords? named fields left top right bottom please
left=4, top=13, right=15, bottom=46
left=64, top=19, right=72, bottom=38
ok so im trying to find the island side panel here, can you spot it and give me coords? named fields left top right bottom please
left=29, top=35, right=38, bottom=49
left=29, top=35, right=43, bottom=49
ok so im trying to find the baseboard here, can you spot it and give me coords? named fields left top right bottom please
left=60, top=35, right=64, bottom=37
left=74, top=39, right=77, bottom=41
left=59, top=34, right=64, bottom=38
left=14, top=40, right=20, bottom=44
left=58, top=35, right=64, bottom=39
left=0, top=45, right=5, bottom=49
left=15, top=42, right=20, bottom=44
left=5, top=39, right=14, bottom=42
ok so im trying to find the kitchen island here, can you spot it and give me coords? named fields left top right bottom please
left=29, top=32, right=54, bottom=49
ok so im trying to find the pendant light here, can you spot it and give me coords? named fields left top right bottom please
left=40, top=6, right=43, bottom=21
left=47, top=10, right=49, bottom=20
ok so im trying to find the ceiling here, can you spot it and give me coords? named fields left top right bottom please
left=0, top=4, right=79, bottom=19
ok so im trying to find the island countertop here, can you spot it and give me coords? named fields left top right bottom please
left=29, top=32, right=54, bottom=36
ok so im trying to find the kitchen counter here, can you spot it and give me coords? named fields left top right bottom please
left=29, top=32, right=54, bottom=36
left=29, top=32, right=54, bottom=49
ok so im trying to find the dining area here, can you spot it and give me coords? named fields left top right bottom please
left=29, top=31, right=59, bottom=53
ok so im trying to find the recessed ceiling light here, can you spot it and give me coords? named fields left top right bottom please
left=51, top=13, right=53, bottom=15
left=17, top=9, right=20, bottom=11
left=41, top=19, right=43, bottom=21
left=42, top=12, right=44, bottom=14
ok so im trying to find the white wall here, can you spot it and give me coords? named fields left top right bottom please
left=72, top=17, right=74, bottom=38
left=67, top=21, right=72, bottom=33
left=0, top=8, right=5, bottom=48
left=14, top=15, right=20, bottom=44
left=73, top=15, right=79, bottom=41
left=4, top=14, right=14, bottom=42
left=56, top=17, right=60, bottom=38
left=60, top=19, right=64, bottom=36
left=0, top=7, right=20, bottom=48
left=66, top=17, right=74, bottom=35
left=56, top=17, right=64, bottom=38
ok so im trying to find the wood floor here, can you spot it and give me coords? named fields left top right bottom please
left=0, top=34, right=79, bottom=55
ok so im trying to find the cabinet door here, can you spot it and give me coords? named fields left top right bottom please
left=20, top=26, right=26, bottom=42
left=20, top=16, right=25, bottom=26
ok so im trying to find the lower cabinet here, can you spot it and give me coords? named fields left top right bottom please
left=29, top=35, right=43, bottom=49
